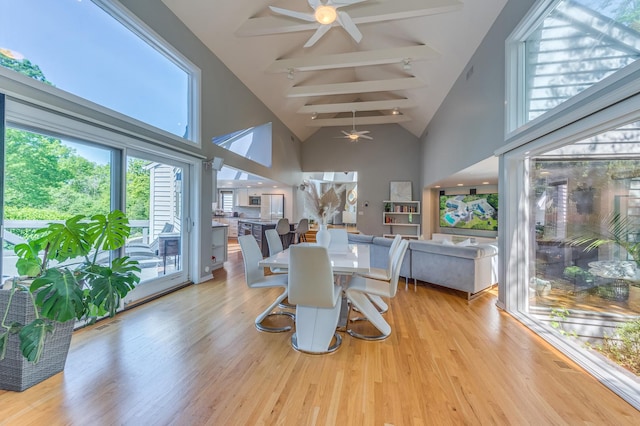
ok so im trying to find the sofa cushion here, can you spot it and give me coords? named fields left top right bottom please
left=347, top=234, right=375, bottom=244
left=409, top=240, right=497, bottom=259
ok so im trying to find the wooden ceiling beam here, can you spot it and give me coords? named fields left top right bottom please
left=288, top=77, right=425, bottom=97
left=266, top=45, right=439, bottom=73
left=299, top=99, right=415, bottom=114
left=306, top=115, right=411, bottom=127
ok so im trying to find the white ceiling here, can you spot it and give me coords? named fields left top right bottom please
left=161, top=0, right=506, bottom=187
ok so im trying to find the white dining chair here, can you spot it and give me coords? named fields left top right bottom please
left=276, top=218, right=291, bottom=248
left=345, top=239, right=409, bottom=340
left=287, top=245, right=342, bottom=354
left=356, top=234, right=403, bottom=313
left=265, top=228, right=286, bottom=274
left=238, top=235, right=294, bottom=332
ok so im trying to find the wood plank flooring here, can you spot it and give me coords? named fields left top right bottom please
left=0, top=241, right=638, bottom=425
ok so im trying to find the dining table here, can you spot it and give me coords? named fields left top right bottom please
left=258, top=243, right=371, bottom=275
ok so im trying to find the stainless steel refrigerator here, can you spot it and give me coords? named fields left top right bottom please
left=260, top=194, right=284, bottom=220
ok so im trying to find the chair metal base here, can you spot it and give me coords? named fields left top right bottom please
left=291, top=332, right=342, bottom=354
left=278, top=297, right=296, bottom=310
left=345, top=298, right=390, bottom=340
left=346, top=328, right=389, bottom=341
left=255, top=311, right=295, bottom=333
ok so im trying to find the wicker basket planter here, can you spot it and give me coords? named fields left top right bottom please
left=0, top=289, right=74, bottom=391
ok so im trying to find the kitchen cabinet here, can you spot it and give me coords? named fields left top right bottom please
left=211, top=225, right=228, bottom=270
left=215, top=217, right=238, bottom=237
left=235, top=189, right=248, bottom=207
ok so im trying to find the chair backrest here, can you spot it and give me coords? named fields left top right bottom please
left=288, top=245, right=336, bottom=308
left=276, top=218, right=290, bottom=236
left=386, top=234, right=403, bottom=276
left=388, top=240, right=409, bottom=298
left=328, top=228, right=349, bottom=251
left=238, top=235, right=265, bottom=287
left=265, top=228, right=283, bottom=256
left=296, top=218, right=309, bottom=234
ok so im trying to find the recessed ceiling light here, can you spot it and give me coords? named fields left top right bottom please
left=457, top=183, right=464, bottom=186
left=434, top=185, right=441, bottom=188
left=482, top=181, right=490, bottom=185
left=311, top=112, right=318, bottom=120
left=257, top=182, right=263, bottom=185
left=392, top=107, right=400, bottom=115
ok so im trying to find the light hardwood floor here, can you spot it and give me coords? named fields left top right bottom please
left=0, top=242, right=638, bottom=425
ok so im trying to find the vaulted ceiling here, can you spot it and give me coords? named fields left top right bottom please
left=161, top=0, right=507, bottom=142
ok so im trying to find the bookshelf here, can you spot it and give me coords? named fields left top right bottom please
left=382, top=200, right=420, bottom=239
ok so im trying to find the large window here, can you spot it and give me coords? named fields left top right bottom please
left=503, top=0, right=640, bottom=409
left=0, top=0, right=198, bottom=141
left=508, top=0, right=640, bottom=132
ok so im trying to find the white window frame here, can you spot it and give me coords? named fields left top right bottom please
left=504, top=0, right=640, bottom=147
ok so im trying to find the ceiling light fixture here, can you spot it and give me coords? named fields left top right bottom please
left=269, top=0, right=366, bottom=47
left=392, top=107, right=400, bottom=115
left=311, top=112, right=318, bottom=120
left=315, top=5, right=337, bottom=24
left=403, top=58, right=412, bottom=70
left=287, top=68, right=294, bottom=80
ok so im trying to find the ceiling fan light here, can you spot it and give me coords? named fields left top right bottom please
left=315, top=5, right=337, bottom=25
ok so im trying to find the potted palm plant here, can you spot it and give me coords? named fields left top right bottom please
left=0, top=209, right=140, bottom=391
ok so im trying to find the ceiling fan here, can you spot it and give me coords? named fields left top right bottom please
left=341, top=111, right=372, bottom=141
left=269, top=0, right=368, bottom=48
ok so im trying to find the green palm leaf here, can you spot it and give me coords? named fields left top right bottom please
left=87, top=258, right=140, bottom=317
left=30, top=268, right=85, bottom=322
left=85, top=210, right=130, bottom=251
left=18, top=319, right=54, bottom=363
left=33, top=215, right=90, bottom=263
left=566, top=212, right=640, bottom=267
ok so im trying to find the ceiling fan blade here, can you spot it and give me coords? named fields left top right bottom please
left=308, top=0, right=321, bottom=9
left=356, top=130, right=370, bottom=135
left=336, top=11, right=362, bottom=43
left=359, top=134, right=373, bottom=140
left=341, top=130, right=351, bottom=136
left=329, top=0, right=369, bottom=9
left=304, top=24, right=332, bottom=47
left=269, top=6, right=316, bottom=22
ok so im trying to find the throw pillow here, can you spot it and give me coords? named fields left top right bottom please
left=456, top=238, right=472, bottom=247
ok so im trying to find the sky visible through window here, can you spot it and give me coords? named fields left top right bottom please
left=0, top=0, right=190, bottom=139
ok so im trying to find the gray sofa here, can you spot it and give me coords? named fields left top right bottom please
left=348, top=234, right=499, bottom=299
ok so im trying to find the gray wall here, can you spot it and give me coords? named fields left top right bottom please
left=419, top=0, right=536, bottom=228
left=303, top=124, right=420, bottom=236
left=120, top=0, right=303, bottom=280
left=421, top=0, right=536, bottom=185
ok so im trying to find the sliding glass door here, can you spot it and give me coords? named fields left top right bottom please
left=123, top=151, right=190, bottom=304
left=2, top=125, right=114, bottom=282
left=1, top=100, right=194, bottom=310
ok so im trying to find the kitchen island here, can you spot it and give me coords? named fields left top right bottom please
left=237, top=219, right=283, bottom=257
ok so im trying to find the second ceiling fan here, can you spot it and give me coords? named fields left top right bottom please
left=269, top=0, right=368, bottom=48
left=340, top=111, right=372, bottom=141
